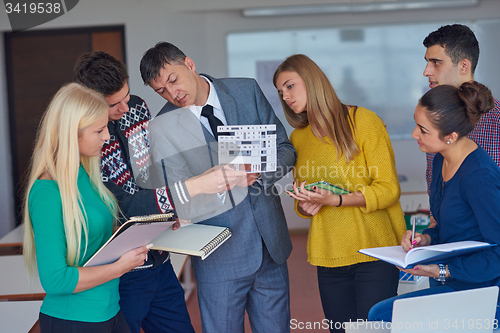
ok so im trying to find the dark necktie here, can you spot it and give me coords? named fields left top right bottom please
left=201, top=104, right=225, bottom=141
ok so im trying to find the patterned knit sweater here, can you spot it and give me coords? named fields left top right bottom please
left=290, top=107, right=407, bottom=268
left=101, top=95, right=174, bottom=269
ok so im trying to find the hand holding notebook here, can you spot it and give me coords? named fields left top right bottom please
left=285, top=180, right=350, bottom=215
left=85, top=212, right=232, bottom=267
left=84, top=213, right=175, bottom=267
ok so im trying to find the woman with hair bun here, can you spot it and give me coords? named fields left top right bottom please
left=369, top=81, right=500, bottom=321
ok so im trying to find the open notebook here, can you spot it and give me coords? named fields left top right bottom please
left=359, top=241, right=495, bottom=268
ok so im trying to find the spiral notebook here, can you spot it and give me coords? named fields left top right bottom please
left=151, top=224, right=231, bottom=260
left=84, top=213, right=175, bottom=267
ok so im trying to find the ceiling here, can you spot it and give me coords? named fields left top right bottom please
left=169, top=0, right=475, bottom=13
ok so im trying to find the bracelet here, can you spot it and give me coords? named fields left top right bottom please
left=434, top=263, right=446, bottom=283
left=337, top=195, right=343, bottom=207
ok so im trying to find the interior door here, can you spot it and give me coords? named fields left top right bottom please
left=4, top=25, right=125, bottom=223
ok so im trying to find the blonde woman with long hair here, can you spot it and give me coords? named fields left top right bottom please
left=23, top=83, right=149, bottom=333
left=274, top=54, right=406, bottom=332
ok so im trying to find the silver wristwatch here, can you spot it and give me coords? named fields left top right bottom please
left=435, top=263, right=446, bottom=283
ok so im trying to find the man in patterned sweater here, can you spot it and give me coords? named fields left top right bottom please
left=422, top=24, right=500, bottom=227
left=73, top=51, right=194, bottom=333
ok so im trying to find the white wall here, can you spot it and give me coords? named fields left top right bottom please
left=0, top=14, right=11, bottom=237
left=1, top=0, right=500, bottom=235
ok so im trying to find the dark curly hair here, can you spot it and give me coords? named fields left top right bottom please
left=73, top=51, right=128, bottom=97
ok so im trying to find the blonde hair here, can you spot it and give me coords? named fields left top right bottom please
left=273, top=54, right=359, bottom=162
left=23, top=83, right=118, bottom=277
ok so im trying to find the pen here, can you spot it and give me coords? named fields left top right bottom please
left=411, top=215, right=416, bottom=245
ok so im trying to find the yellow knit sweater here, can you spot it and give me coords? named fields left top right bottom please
left=290, top=107, right=407, bottom=268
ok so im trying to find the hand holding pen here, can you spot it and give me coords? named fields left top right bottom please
left=401, top=228, right=431, bottom=252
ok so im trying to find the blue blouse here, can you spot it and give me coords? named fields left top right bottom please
left=424, top=147, right=500, bottom=291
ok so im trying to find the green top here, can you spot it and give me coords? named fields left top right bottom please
left=29, top=165, right=119, bottom=322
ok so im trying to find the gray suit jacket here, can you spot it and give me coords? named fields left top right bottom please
left=149, top=75, right=296, bottom=282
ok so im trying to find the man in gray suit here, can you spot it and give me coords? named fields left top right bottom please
left=140, top=42, right=296, bottom=333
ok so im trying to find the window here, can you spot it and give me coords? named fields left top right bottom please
left=227, top=20, right=499, bottom=139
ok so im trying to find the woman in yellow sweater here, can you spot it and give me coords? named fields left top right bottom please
left=273, top=54, right=406, bottom=332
